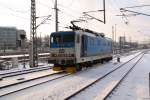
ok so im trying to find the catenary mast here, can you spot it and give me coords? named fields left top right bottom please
left=30, top=0, right=38, bottom=67
left=54, top=0, right=59, bottom=32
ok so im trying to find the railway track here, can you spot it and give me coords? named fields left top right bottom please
left=103, top=53, right=144, bottom=100
left=0, top=51, right=144, bottom=99
left=0, top=71, right=70, bottom=97
left=64, top=52, right=145, bottom=100
left=0, top=65, right=51, bottom=79
left=0, top=50, right=141, bottom=79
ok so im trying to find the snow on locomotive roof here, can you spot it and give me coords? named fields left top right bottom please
left=51, top=31, right=74, bottom=34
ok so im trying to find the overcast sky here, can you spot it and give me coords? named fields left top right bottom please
left=0, top=0, right=150, bottom=43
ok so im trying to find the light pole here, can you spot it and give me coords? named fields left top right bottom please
left=114, top=24, right=117, bottom=54
left=112, top=26, right=114, bottom=54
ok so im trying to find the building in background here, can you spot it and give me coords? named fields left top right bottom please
left=119, top=36, right=126, bottom=50
left=0, top=27, right=26, bottom=50
left=119, top=36, right=138, bottom=52
left=17, top=30, right=27, bottom=49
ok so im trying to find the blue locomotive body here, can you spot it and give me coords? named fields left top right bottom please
left=49, top=30, right=113, bottom=73
left=80, top=35, right=112, bottom=57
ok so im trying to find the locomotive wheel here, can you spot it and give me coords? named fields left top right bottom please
left=76, top=64, right=82, bottom=71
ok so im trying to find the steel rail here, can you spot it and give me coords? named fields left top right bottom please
left=103, top=53, right=145, bottom=100
left=0, top=66, right=51, bottom=77
left=0, top=72, right=70, bottom=97
left=0, top=71, right=64, bottom=89
left=64, top=52, right=144, bottom=100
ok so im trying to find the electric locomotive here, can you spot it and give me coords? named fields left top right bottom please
left=49, top=25, right=113, bottom=73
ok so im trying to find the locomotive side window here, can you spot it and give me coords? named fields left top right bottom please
left=51, top=35, right=61, bottom=44
left=98, top=40, right=100, bottom=45
left=91, top=38, right=94, bottom=46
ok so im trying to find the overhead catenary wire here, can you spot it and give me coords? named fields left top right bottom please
left=123, top=4, right=150, bottom=9
left=10, top=13, right=29, bottom=20
left=38, top=0, right=79, bottom=31
left=0, top=2, right=30, bottom=20
left=58, top=4, right=82, bottom=15
left=0, top=2, right=30, bottom=13
left=110, top=0, right=129, bottom=24
left=59, top=10, right=79, bottom=19
left=36, top=1, right=53, bottom=9
left=51, top=0, right=55, bottom=5
left=120, top=8, right=150, bottom=17
left=59, top=0, right=75, bottom=9
left=37, top=0, right=107, bottom=30
left=36, top=15, right=51, bottom=29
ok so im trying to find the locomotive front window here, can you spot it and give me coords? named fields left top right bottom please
left=63, top=34, right=74, bottom=42
left=51, top=35, right=61, bottom=44
left=50, top=32, right=75, bottom=48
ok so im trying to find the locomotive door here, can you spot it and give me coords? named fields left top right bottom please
left=81, top=35, right=87, bottom=57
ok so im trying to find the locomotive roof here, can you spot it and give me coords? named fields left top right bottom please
left=51, top=31, right=74, bottom=34
left=51, top=30, right=106, bottom=39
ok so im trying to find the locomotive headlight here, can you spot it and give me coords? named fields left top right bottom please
left=68, top=54, right=71, bottom=57
left=51, top=53, right=74, bottom=57
left=51, top=54, right=57, bottom=57
left=54, top=54, right=57, bottom=57
left=68, top=54, right=74, bottom=57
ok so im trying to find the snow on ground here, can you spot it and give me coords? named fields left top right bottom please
left=0, top=51, right=141, bottom=100
left=0, top=72, right=66, bottom=97
left=106, top=52, right=150, bottom=100
left=0, top=61, right=53, bottom=75
left=70, top=53, right=143, bottom=100
left=0, top=69, right=54, bottom=87
left=0, top=50, right=141, bottom=75
left=0, top=53, right=50, bottom=59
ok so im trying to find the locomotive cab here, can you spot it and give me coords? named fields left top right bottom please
left=49, top=31, right=77, bottom=71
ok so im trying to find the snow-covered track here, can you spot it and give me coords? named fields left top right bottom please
left=64, top=52, right=144, bottom=100
left=0, top=72, right=70, bottom=97
left=0, top=66, right=51, bottom=78
left=103, top=53, right=145, bottom=100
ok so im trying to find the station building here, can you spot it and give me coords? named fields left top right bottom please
left=0, top=27, right=26, bottom=50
